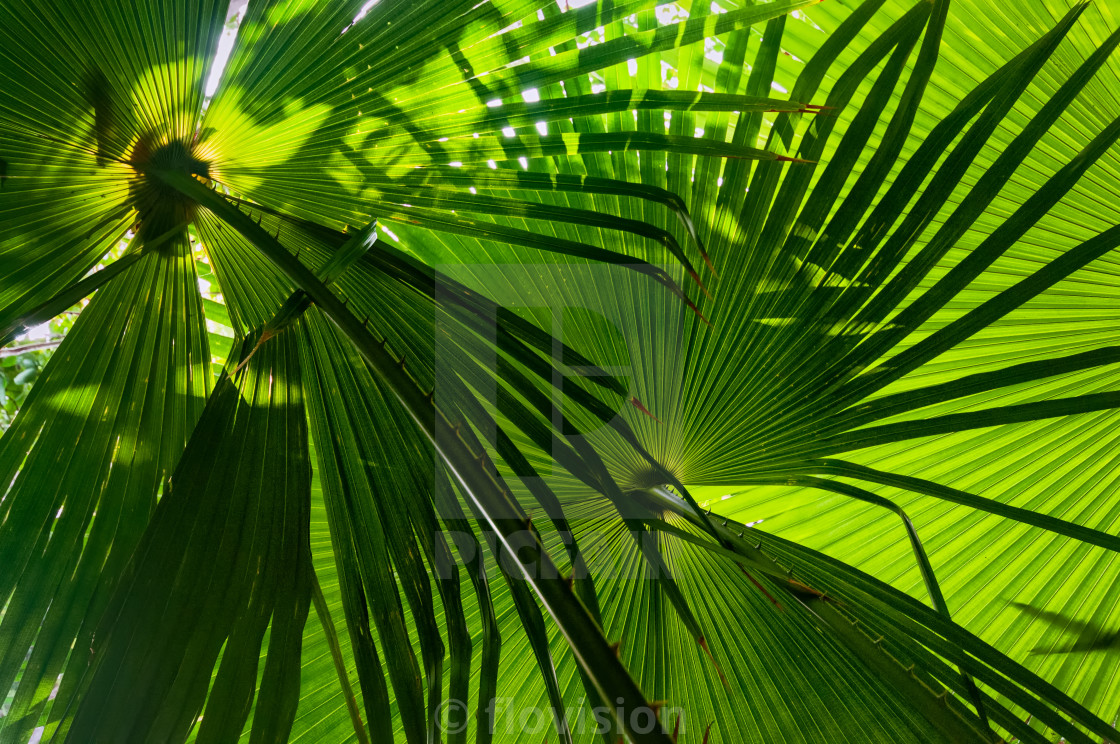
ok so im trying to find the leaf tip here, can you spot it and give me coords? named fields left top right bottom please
left=630, top=397, right=663, bottom=424
left=698, top=636, right=730, bottom=690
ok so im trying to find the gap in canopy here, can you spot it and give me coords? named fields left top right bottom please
left=201, top=0, right=249, bottom=115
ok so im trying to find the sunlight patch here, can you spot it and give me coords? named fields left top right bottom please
left=661, top=61, right=679, bottom=89
left=705, top=37, right=725, bottom=65
left=342, top=0, right=379, bottom=33
left=655, top=3, right=689, bottom=26
left=202, top=85, right=332, bottom=187
left=557, top=0, right=597, bottom=10
left=576, top=26, right=605, bottom=49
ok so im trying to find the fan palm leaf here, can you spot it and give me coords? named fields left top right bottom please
left=2, top=0, right=1120, bottom=742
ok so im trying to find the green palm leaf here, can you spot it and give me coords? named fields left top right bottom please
left=3, top=0, right=1120, bottom=742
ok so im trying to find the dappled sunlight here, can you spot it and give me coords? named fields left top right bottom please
left=4, top=0, right=1120, bottom=742
left=202, top=85, right=334, bottom=184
